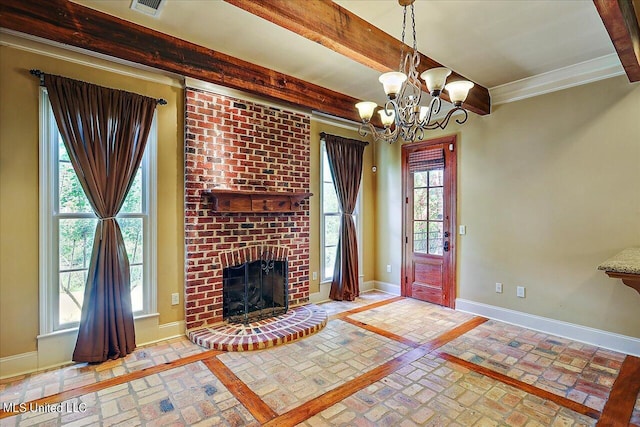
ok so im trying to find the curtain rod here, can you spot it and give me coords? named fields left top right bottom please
left=29, top=69, right=168, bottom=105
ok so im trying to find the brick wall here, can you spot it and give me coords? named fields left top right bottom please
left=184, top=88, right=311, bottom=330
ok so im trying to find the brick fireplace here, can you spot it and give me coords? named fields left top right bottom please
left=184, top=87, right=311, bottom=331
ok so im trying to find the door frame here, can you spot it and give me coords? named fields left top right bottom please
left=401, top=134, right=457, bottom=308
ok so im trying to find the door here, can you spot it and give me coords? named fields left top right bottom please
left=402, top=136, right=457, bottom=307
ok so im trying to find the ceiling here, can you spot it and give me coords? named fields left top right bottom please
left=71, top=0, right=623, bottom=109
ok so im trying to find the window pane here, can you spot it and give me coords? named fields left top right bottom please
left=324, top=246, right=337, bottom=279
left=59, top=134, right=93, bottom=213
left=59, top=218, right=97, bottom=270
left=323, top=182, right=340, bottom=213
left=414, top=171, right=428, bottom=188
left=414, top=188, right=428, bottom=220
left=324, top=215, right=340, bottom=247
left=428, top=187, right=444, bottom=220
left=130, top=264, right=143, bottom=312
left=429, top=169, right=443, bottom=187
left=120, top=167, right=143, bottom=213
left=118, top=218, right=144, bottom=265
left=59, top=270, right=86, bottom=325
left=323, top=152, right=333, bottom=182
left=413, top=220, right=428, bottom=253
left=428, top=222, right=444, bottom=255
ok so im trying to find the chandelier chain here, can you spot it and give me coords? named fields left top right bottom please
left=410, top=4, right=417, bottom=51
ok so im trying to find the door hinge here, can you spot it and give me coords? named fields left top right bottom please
left=405, top=236, right=408, bottom=244
left=405, top=276, right=408, bottom=284
left=405, top=197, right=409, bottom=204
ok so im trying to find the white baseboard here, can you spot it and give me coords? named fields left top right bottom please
left=374, top=281, right=401, bottom=295
left=456, top=299, right=640, bottom=357
left=361, top=280, right=375, bottom=292
left=0, top=351, right=38, bottom=380
left=0, top=318, right=187, bottom=380
left=308, top=279, right=379, bottom=304
left=309, top=281, right=331, bottom=304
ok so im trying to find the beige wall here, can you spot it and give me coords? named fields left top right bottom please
left=376, top=75, right=640, bottom=337
left=0, top=39, right=377, bottom=359
left=0, top=43, right=185, bottom=357
left=308, top=121, right=375, bottom=294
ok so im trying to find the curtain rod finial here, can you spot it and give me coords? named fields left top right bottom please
left=157, top=98, right=167, bottom=105
left=30, top=69, right=45, bottom=86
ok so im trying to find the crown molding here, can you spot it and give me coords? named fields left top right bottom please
left=490, top=54, right=625, bottom=105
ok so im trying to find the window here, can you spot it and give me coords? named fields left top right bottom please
left=39, top=90, right=157, bottom=333
left=320, top=143, right=362, bottom=282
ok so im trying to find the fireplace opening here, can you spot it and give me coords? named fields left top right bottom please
left=223, top=253, right=288, bottom=324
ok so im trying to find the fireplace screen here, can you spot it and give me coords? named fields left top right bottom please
left=223, top=255, right=288, bottom=324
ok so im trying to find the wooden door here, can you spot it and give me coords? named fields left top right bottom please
left=402, top=136, right=457, bottom=307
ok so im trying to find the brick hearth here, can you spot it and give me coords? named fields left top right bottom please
left=184, top=88, right=311, bottom=331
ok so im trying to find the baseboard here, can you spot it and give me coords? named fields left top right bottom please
left=0, top=351, right=38, bottom=380
left=309, top=281, right=331, bottom=304
left=455, top=299, right=640, bottom=357
left=373, top=281, right=401, bottom=295
left=0, top=318, right=187, bottom=380
left=361, top=280, right=375, bottom=292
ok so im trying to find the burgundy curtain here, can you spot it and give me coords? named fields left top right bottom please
left=44, top=74, right=157, bottom=363
left=323, top=133, right=368, bottom=301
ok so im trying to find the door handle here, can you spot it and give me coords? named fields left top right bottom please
left=444, top=241, right=450, bottom=252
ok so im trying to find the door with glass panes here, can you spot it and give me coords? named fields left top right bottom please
left=402, top=136, right=457, bottom=307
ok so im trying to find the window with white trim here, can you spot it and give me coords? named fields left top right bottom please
left=39, top=89, right=157, bottom=333
left=320, top=142, right=362, bottom=282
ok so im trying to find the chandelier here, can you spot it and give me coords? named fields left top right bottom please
left=356, top=0, right=474, bottom=144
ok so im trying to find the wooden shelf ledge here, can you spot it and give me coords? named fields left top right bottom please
left=202, top=189, right=312, bottom=212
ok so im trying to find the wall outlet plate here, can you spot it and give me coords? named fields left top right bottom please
left=459, top=225, right=466, bottom=235
left=312, top=271, right=318, bottom=281
left=171, top=293, right=179, bottom=305
left=496, top=282, right=503, bottom=293
left=516, top=286, right=525, bottom=298
left=386, top=264, right=392, bottom=273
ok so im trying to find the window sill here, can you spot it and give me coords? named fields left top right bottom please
left=37, top=312, right=160, bottom=340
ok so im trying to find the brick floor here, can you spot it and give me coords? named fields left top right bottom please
left=349, top=298, right=475, bottom=343
left=440, top=320, right=626, bottom=412
left=217, top=319, right=411, bottom=414
left=632, top=391, right=640, bottom=426
left=1, top=361, right=257, bottom=427
left=0, top=337, right=204, bottom=408
left=0, top=291, right=635, bottom=426
left=300, top=354, right=596, bottom=427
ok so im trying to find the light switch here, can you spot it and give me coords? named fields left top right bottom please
left=459, top=225, right=466, bottom=235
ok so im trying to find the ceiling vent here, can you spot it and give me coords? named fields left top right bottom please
left=130, top=0, right=166, bottom=17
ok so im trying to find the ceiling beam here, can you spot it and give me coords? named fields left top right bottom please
left=224, top=0, right=491, bottom=116
left=594, top=0, right=640, bottom=82
left=0, top=0, right=368, bottom=123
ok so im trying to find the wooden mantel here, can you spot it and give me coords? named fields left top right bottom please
left=598, top=248, right=640, bottom=294
left=202, top=189, right=312, bottom=213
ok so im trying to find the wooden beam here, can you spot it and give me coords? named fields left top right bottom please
left=224, top=0, right=491, bottom=116
left=0, top=0, right=366, bottom=123
left=594, top=0, right=640, bottom=82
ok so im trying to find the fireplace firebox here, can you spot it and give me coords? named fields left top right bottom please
left=222, top=250, right=288, bottom=324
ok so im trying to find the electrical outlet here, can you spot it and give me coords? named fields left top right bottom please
left=171, top=293, right=179, bottom=305
left=459, top=225, right=466, bottom=235
left=312, top=271, right=318, bottom=281
left=495, top=282, right=503, bottom=293
left=386, top=264, right=392, bottom=273
left=516, top=286, right=525, bottom=298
